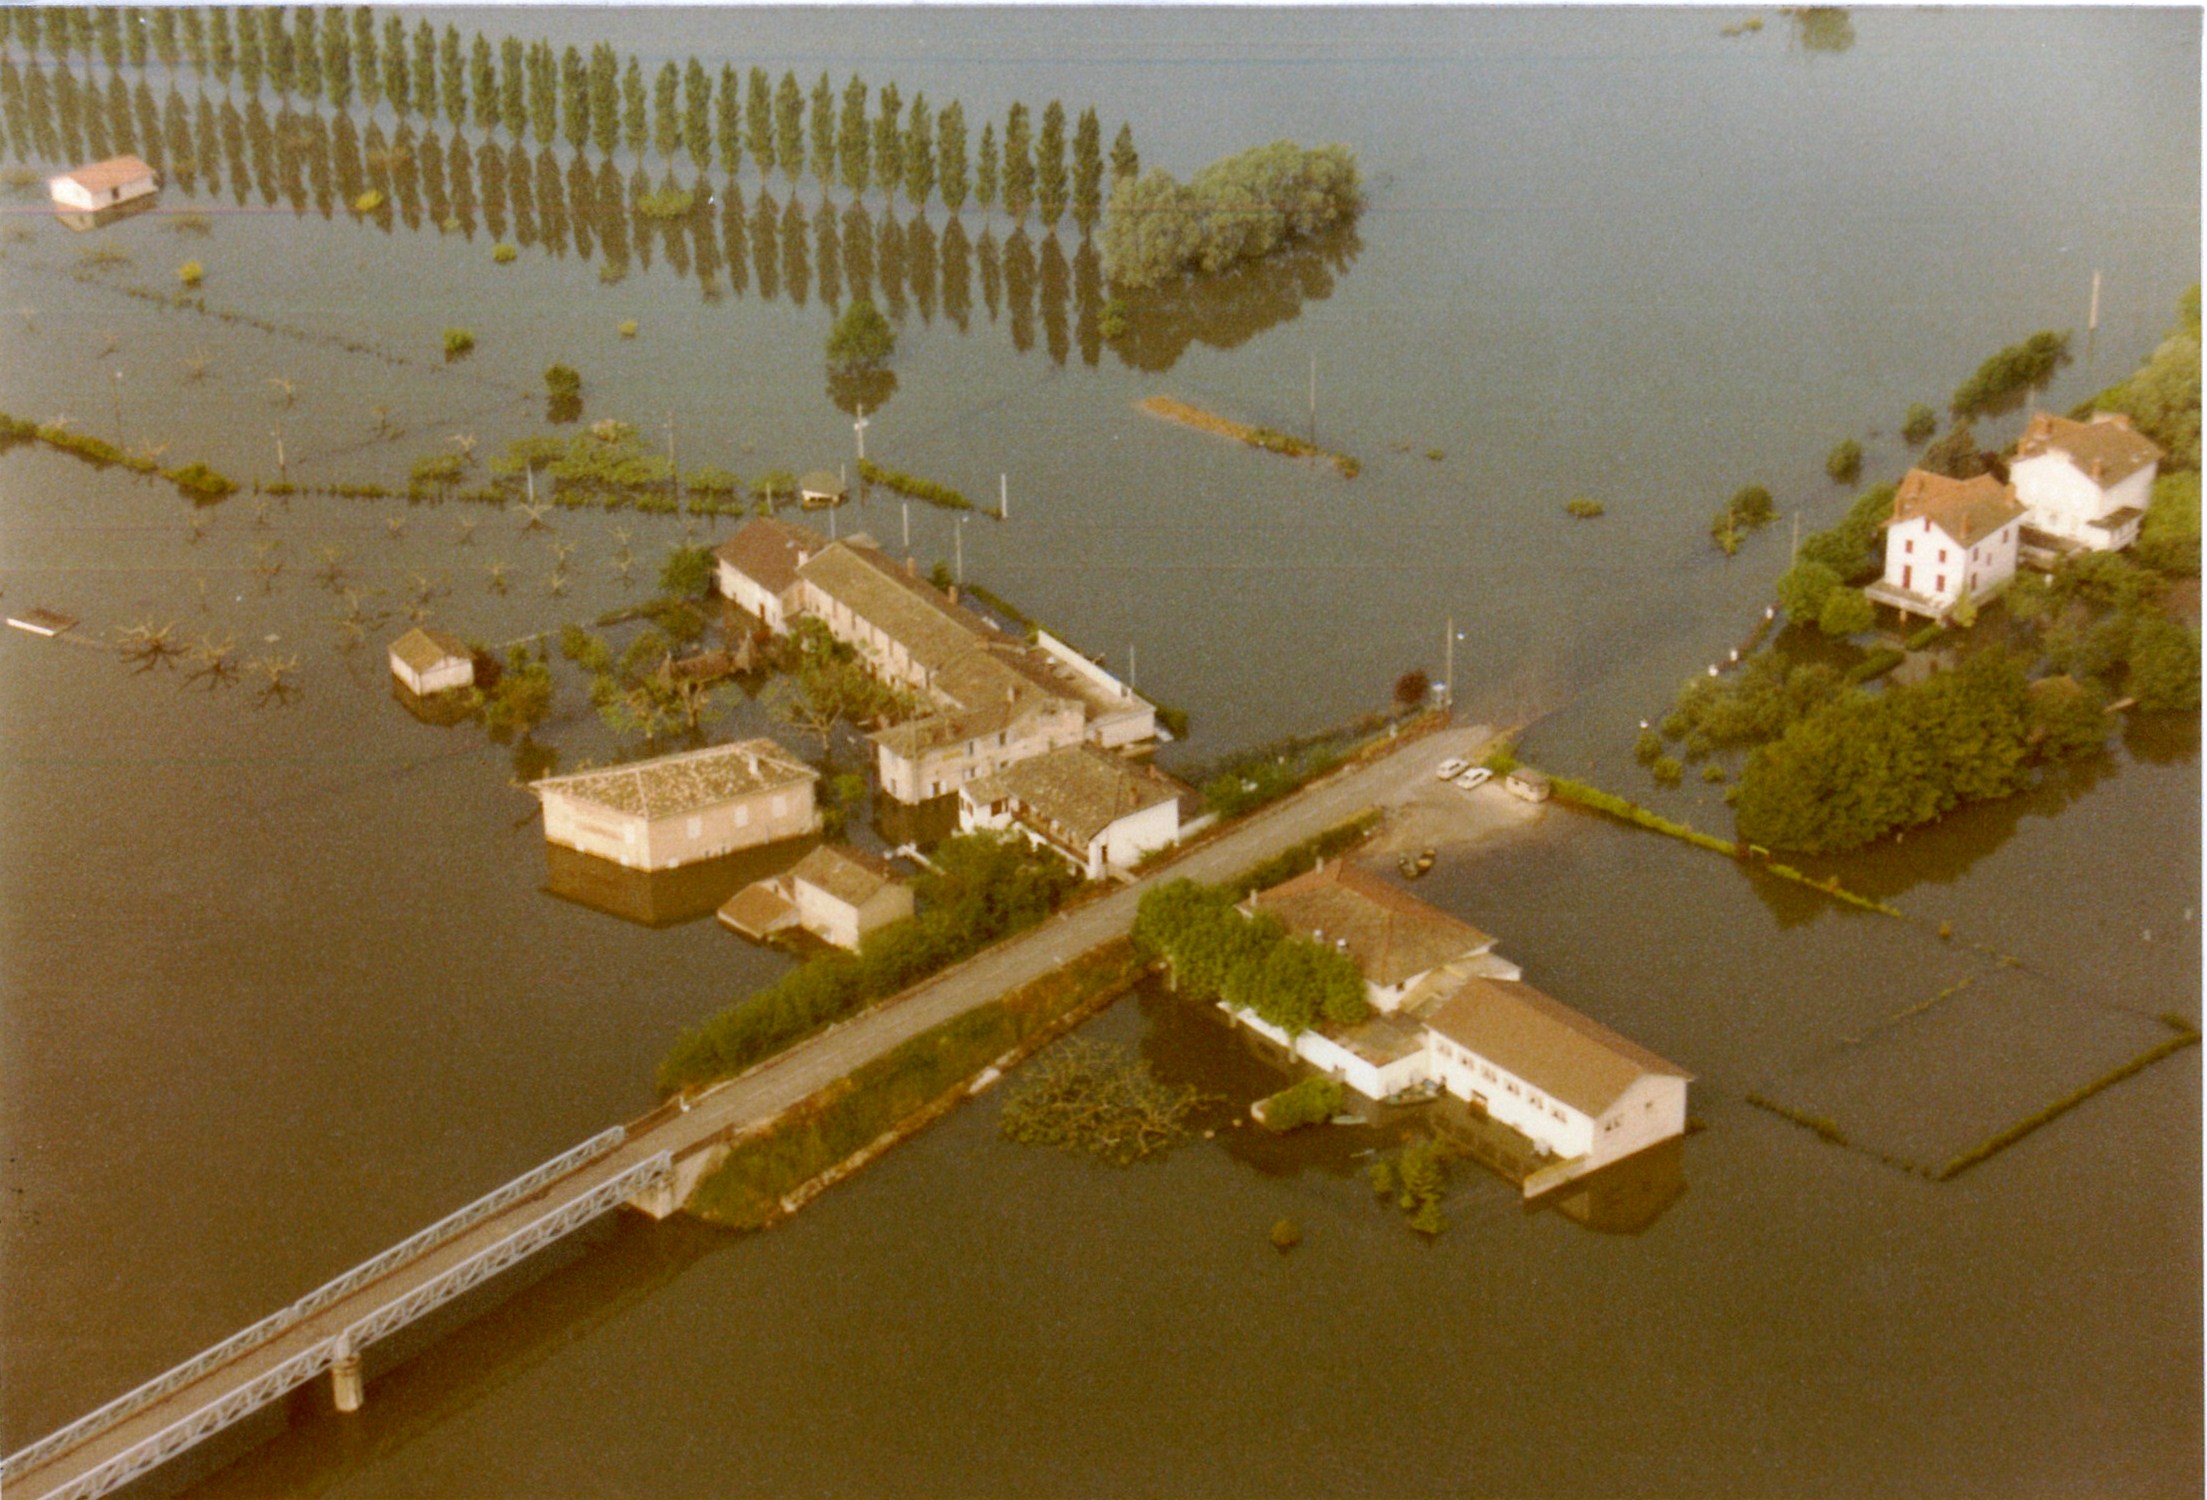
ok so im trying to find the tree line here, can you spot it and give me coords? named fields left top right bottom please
left=0, top=6, right=1141, bottom=233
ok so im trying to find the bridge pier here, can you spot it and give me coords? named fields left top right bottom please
left=625, top=1173, right=680, bottom=1221
left=330, top=1352, right=364, bottom=1414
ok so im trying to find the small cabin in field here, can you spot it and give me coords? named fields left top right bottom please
left=533, top=738, right=818, bottom=872
left=50, top=155, right=159, bottom=212
left=1504, top=768, right=1552, bottom=803
left=799, top=469, right=849, bottom=509
left=388, top=628, right=474, bottom=696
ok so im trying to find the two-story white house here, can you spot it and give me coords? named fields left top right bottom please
left=2010, top=411, right=2165, bottom=556
left=958, top=743, right=1184, bottom=879
left=1865, top=469, right=2027, bottom=622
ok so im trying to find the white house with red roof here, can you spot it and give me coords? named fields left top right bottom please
left=2009, top=411, right=2165, bottom=555
left=1865, top=469, right=2028, bottom=622
left=49, top=155, right=158, bottom=212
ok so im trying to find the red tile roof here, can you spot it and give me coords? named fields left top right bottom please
left=1890, top=470, right=2026, bottom=549
left=1250, top=859, right=1493, bottom=987
left=2015, top=411, right=2165, bottom=487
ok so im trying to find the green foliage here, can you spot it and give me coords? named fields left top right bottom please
left=163, top=460, right=238, bottom=501
left=2025, top=675, right=2111, bottom=760
left=1824, top=438, right=1862, bottom=484
left=1036, top=100, right=1068, bottom=227
left=557, top=624, right=613, bottom=674
left=1225, top=812, right=1383, bottom=897
left=1634, top=727, right=1664, bottom=765
left=491, top=242, right=518, bottom=264
left=1734, top=651, right=2048, bottom=852
left=1258, top=1076, right=1345, bottom=1132
left=2137, top=471, right=2200, bottom=576
left=1917, top=422, right=1985, bottom=480
left=442, top=326, right=475, bottom=357
left=659, top=543, right=714, bottom=598
left=1952, top=329, right=2072, bottom=418
left=2089, top=288, right=2201, bottom=471
left=1224, top=934, right=1368, bottom=1035
left=658, top=831, right=1081, bottom=1096
left=826, top=297, right=895, bottom=370
left=1844, top=647, right=1905, bottom=686
left=544, top=363, right=582, bottom=401
left=2123, top=612, right=2202, bottom=712
left=1777, top=560, right=1842, bottom=623
left=857, top=457, right=971, bottom=511
left=176, top=259, right=204, bottom=287
left=1565, top=497, right=1605, bottom=519
left=1070, top=105, right=1104, bottom=235
left=1796, top=483, right=1897, bottom=582
left=1817, top=585, right=1874, bottom=638
left=477, top=643, right=552, bottom=735
left=1650, top=754, right=1683, bottom=786
left=1902, top=403, right=1938, bottom=445
left=1100, top=141, right=1360, bottom=290
left=938, top=100, right=969, bottom=211
left=1727, top=484, right=1776, bottom=527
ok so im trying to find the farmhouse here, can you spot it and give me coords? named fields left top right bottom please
left=1865, top=469, right=2027, bottom=622
left=388, top=627, right=474, bottom=696
left=959, top=743, right=1184, bottom=879
left=718, top=843, right=913, bottom=949
left=532, top=738, right=817, bottom=871
left=712, top=516, right=824, bottom=632
left=2009, top=411, right=2165, bottom=556
left=49, top=155, right=158, bottom=212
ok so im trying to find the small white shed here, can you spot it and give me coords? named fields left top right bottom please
left=50, top=156, right=159, bottom=212
left=389, top=628, right=475, bottom=696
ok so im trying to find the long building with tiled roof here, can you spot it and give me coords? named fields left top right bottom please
left=532, top=738, right=817, bottom=870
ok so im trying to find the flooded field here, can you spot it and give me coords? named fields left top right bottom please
left=1, top=7, right=2198, bottom=1496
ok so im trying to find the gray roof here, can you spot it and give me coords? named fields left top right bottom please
left=798, top=541, right=993, bottom=676
left=1425, top=975, right=1691, bottom=1117
left=532, top=738, right=814, bottom=821
left=2017, top=411, right=2165, bottom=486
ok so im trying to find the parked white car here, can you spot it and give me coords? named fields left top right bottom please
left=1454, top=767, right=1493, bottom=792
left=1435, top=757, right=1469, bottom=781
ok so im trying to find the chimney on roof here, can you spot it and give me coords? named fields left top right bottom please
left=948, top=584, right=959, bottom=605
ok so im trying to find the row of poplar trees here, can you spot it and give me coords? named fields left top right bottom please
left=3, top=6, right=1143, bottom=231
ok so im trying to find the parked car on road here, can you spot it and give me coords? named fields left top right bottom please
left=1435, top=756, right=1469, bottom=781
left=1454, top=768, right=1492, bottom=792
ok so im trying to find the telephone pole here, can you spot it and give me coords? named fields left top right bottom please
left=999, top=473, right=1008, bottom=521
left=954, top=517, right=965, bottom=584
left=109, top=369, right=124, bottom=450
left=1308, top=353, right=1317, bottom=447
left=854, top=404, right=869, bottom=460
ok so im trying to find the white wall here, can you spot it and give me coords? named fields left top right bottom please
left=1225, top=1005, right=1430, bottom=1102
left=1427, top=1031, right=1595, bottom=1160
left=1590, top=1074, right=1689, bottom=1168
left=1883, top=517, right=2019, bottom=607
left=1100, top=798, right=1180, bottom=872
left=2012, top=454, right=2154, bottom=550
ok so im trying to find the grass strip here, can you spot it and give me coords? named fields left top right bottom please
left=858, top=456, right=974, bottom=511
left=1933, top=1018, right=2200, bottom=1181
left=1139, top=396, right=1361, bottom=478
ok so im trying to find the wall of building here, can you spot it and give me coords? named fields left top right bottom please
left=879, top=704, right=1085, bottom=805
left=51, top=174, right=155, bottom=211
left=1427, top=1033, right=1595, bottom=1161
left=1226, top=1005, right=1431, bottom=1102
left=1100, top=799, right=1181, bottom=873
left=1590, top=1074, right=1690, bottom=1168
left=2012, top=455, right=2154, bottom=549
left=1884, top=518, right=2018, bottom=606
left=719, top=565, right=791, bottom=632
left=545, top=782, right=816, bottom=871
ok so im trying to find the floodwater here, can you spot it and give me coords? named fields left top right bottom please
left=0, top=7, right=2198, bottom=1495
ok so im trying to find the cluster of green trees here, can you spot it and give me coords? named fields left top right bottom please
left=1951, top=329, right=2072, bottom=418
left=1134, top=879, right=1369, bottom=1036
left=657, top=831, right=1079, bottom=1095
left=1368, top=1139, right=1449, bottom=1235
left=0, top=7, right=1138, bottom=232
left=1256, top=1075, right=1344, bottom=1131
left=1100, top=140, right=1360, bottom=290
left=2086, top=286, right=2200, bottom=571
left=1710, top=483, right=1775, bottom=556
left=0, top=406, right=238, bottom=500
left=759, top=618, right=917, bottom=753
left=1732, top=649, right=2121, bottom=852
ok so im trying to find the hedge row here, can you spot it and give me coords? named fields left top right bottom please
left=858, top=457, right=975, bottom=511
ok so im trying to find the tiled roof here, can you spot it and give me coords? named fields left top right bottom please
left=1891, top=470, right=2027, bottom=549
left=713, top=516, right=825, bottom=596
left=2016, top=411, right=2165, bottom=486
left=58, top=156, right=155, bottom=191
left=798, top=541, right=993, bottom=676
left=1248, top=859, right=1493, bottom=987
left=966, top=744, right=1181, bottom=845
left=789, top=843, right=901, bottom=908
left=532, top=737, right=814, bottom=821
left=718, top=881, right=798, bottom=939
left=389, top=627, right=469, bottom=673
left=1425, top=975, right=1691, bottom=1117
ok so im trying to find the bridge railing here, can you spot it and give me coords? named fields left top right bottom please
left=0, top=1126, right=628, bottom=1487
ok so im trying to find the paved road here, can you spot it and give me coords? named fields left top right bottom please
left=13, top=719, right=1495, bottom=1500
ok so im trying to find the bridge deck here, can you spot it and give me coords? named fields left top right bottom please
left=11, top=718, right=1492, bottom=1500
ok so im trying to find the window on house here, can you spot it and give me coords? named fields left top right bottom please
left=1938, top=548, right=1948, bottom=563
left=771, top=795, right=786, bottom=818
left=734, top=806, right=750, bottom=827
left=1937, top=575, right=1946, bottom=593
left=686, top=816, right=702, bottom=839
left=1904, top=539, right=1913, bottom=555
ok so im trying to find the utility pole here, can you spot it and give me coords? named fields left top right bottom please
left=1308, top=353, right=1317, bottom=447
left=272, top=423, right=286, bottom=484
left=1790, top=510, right=1800, bottom=565
left=954, top=517, right=964, bottom=585
left=1128, top=642, right=1136, bottom=692
left=901, top=498, right=910, bottom=550
left=109, top=369, right=124, bottom=450
left=999, top=473, right=1008, bottom=521
left=853, top=403, right=869, bottom=460
left=525, top=461, right=536, bottom=506
left=1444, top=613, right=1456, bottom=710
left=2089, top=268, right=2102, bottom=332
left=663, top=412, right=678, bottom=512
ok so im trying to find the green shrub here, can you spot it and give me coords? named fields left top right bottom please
left=1650, top=755, right=1683, bottom=786
left=1952, top=330, right=2072, bottom=417
left=164, top=461, right=236, bottom=500
left=176, top=259, right=203, bottom=287
left=1845, top=647, right=1905, bottom=685
left=858, top=457, right=971, bottom=511
left=618, top=318, right=639, bottom=338
left=1700, top=763, right=1727, bottom=783
left=635, top=186, right=697, bottom=220
left=442, top=327, right=475, bottom=357
left=1258, top=1076, right=1345, bottom=1132
left=1565, top=496, right=1605, bottom=519
left=1777, top=560, right=1842, bottom=623
left=827, top=298, right=895, bottom=370
left=544, top=363, right=582, bottom=400
left=492, top=242, right=518, bottom=264
left=352, top=188, right=383, bottom=212
left=1817, top=586, right=1875, bottom=638
left=1634, top=727, right=1664, bottom=765
left=1825, top=438, right=1862, bottom=484
left=1901, top=403, right=1938, bottom=444
left=1100, top=141, right=1359, bottom=290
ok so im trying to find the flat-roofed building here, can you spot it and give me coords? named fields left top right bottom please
left=533, top=738, right=817, bottom=871
left=959, top=743, right=1183, bottom=879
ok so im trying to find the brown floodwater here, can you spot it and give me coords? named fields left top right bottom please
left=0, top=7, right=2198, bottom=1495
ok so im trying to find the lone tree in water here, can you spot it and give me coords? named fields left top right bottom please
left=1002, top=102, right=1034, bottom=223
left=1071, top=106, right=1103, bottom=235
left=1036, top=100, right=1068, bottom=229
left=826, top=297, right=895, bottom=371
